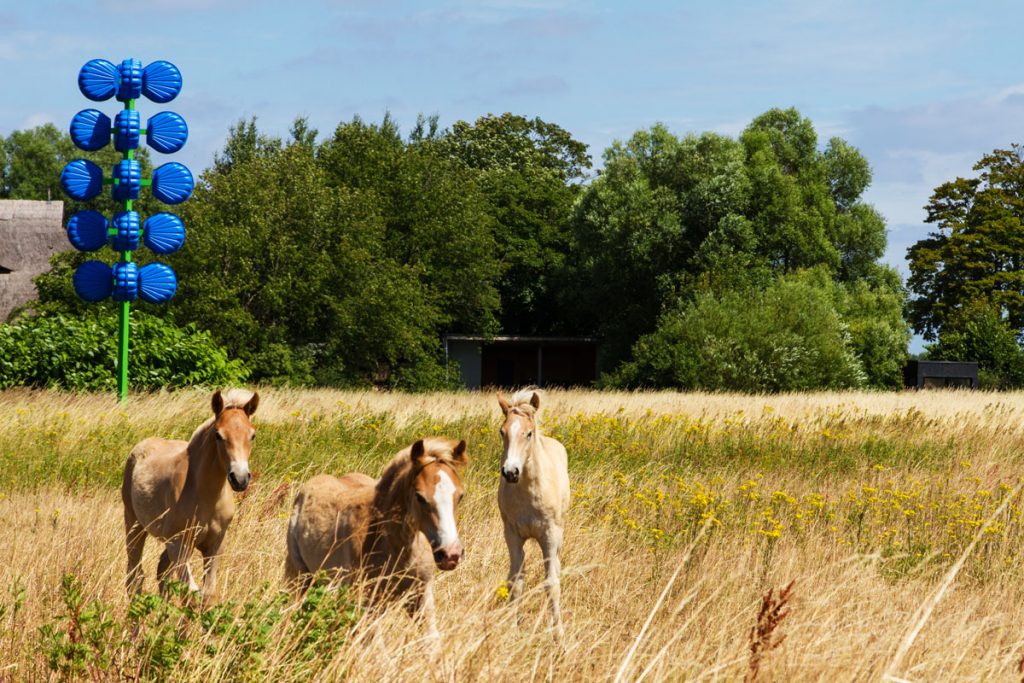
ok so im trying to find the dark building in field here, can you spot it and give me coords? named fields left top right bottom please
left=903, top=360, right=978, bottom=389
left=0, top=200, right=67, bottom=321
left=444, top=335, right=598, bottom=389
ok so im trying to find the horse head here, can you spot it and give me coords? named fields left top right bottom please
left=497, top=390, right=540, bottom=484
left=409, top=438, right=469, bottom=570
left=210, top=389, right=260, bottom=492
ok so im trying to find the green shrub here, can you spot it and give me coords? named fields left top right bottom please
left=608, top=273, right=867, bottom=391
left=0, top=310, right=248, bottom=391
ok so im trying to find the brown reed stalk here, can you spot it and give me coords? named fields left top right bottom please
left=259, top=482, right=292, bottom=520
left=746, top=580, right=795, bottom=682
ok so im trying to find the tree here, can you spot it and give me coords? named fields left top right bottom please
left=908, top=145, right=1024, bottom=340
left=923, top=299, right=1024, bottom=388
left=442, top=113, right=592, bottom=334
left=566, top=108, right=891, bottom=373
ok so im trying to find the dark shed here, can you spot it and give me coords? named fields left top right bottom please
left=443, top=335, right=598, bottom=389
left=903, top=360, right=978, bottom=389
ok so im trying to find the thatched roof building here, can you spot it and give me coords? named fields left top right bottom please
left=0, top=200, right=68, bottom=321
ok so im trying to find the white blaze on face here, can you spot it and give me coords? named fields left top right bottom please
left=505, top=418, right=525, bottom=470
left=433, top=469, right=459, bottom=548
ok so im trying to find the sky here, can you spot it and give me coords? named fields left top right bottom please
left=3, top=0, right=1024, bottom=351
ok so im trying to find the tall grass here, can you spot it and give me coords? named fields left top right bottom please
left=2, top=388, right=1024, bottom=680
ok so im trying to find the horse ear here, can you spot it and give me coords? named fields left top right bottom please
left=451, top=439, right=469, bottom=467
left=497, top=392, right=510, bottom=415
left=410, top=439, right=429, bottom=467
left=244, top=391, right=260, bottom=416
left=211, top=390, right=224, bottom=416
left=530, top=392, right=541, bottom=411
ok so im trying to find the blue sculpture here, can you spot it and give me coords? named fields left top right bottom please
left=61, top=57, right=191, bottom=400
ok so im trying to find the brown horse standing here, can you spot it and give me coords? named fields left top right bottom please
left=285, top=438, right=468, bottom=639
left=122, top=389, right=259, bottom=601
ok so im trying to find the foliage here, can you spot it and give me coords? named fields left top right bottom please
left=908, top=145, right=1024, bottom=340
left=0, top=309, right=247, bottom=391
left=606, top=271, right=869, bottom=391
left=442, top=113, right=591, bottom=334
left=924, top=299, right=1024, bottom=388
left=36, top=575, right=358, bottom=681
left=567, top=109, right=890, bottom=371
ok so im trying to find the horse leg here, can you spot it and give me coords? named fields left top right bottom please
left=124, top=507, right=147, bottom=596
left=503, top=524, right=527, bottom=603
left=408, top=582, right=441, bottom=647
left=157, top=547, right=172, bottom=596
left=160, top=539, right=199, bottom=596
left=198, top=533, right=225, bottom=606
left=540, top=526, right=565, bottom=642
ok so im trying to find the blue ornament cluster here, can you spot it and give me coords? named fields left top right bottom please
left=61, top=58, right=191, bottom=305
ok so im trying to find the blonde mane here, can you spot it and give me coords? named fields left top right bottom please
left=507, top=387, right=543, bottom=431
left=375, top=437, right=464, bottom=510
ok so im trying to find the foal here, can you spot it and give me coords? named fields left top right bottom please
left=497, top=389, right=570, bottom=640
left=285, top=438, right=468, bottom=640
left=122, top=389, right=258, bottom=601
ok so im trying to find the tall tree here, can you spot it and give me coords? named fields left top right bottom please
left=908, top=145, right=1024, bottom=340
left=442, top=113, right=592, bottom=334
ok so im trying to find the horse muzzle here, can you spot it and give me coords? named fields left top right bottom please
left=228, top=470, right=250, bottom=492
left=433, top=543, right=463, bottom=571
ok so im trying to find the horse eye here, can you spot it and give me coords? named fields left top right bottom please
left=215, top=431, right=225, bottom=442
left=251, top=432, right=256, bottom=441
left=415, top=492, right=429, bottom=506
left=458, top=493, right=465, bottom=504
left=527, top=431, right=533, bottom=439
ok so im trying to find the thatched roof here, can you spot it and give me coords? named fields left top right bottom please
left=0, top=200, right=68, bottom=321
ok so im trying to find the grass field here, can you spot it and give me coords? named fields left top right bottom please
left=2, top=388, right=1024, bottom=681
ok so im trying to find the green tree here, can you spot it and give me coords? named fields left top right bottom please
left=908, top=145, right=1024, bottom=340
left=442, top=113, right=592, bottom=333
left=566, top=108, right=891, bottom=373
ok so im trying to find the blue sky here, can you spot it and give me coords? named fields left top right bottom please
left=3, top=0, right=1023, bottom=349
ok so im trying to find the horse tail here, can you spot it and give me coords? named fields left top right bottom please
left=284, top=492, right=310, bottom=586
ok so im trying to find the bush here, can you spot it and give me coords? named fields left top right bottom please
left=607, top=273, right=867, bottom=391
left=924, top=300, right=1024, bottom=389
left=0, top=310, right=248, bottom=391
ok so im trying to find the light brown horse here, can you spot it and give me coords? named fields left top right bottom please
left=498, top=388, right=570, bottom=640
left=122, top=389, right=259, bottom=601
left=285, top=437, right=468, bottom=639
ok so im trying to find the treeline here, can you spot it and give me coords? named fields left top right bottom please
left=4, top=109, right=914, bottom=390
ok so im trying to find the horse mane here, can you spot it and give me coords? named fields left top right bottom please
left=375, top=437, right=464, bottom=513
left=188, top=388, right=257, bottom=445
left=507, top=386, right=543, bottom=431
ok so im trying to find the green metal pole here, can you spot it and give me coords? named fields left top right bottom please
left=116, top=98, right=135, bottom=403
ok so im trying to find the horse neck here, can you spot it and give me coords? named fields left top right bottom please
left=369, top=477, right=417, bottom=559
left=187, top=422, right=228, bottom=497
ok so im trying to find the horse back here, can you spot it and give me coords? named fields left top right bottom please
left=123, top=438, right=189, bottom=534
left=288, top=473, right=376, bottom=577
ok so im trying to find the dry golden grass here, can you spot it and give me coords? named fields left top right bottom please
left=2, top=388, right=1024, bottom=681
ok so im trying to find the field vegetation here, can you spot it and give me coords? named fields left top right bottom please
left=2, top=388, right=1024, bottom=680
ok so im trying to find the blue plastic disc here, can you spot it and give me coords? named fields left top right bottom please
left=66, top=211, right=109, bottom=252
left=146, top=112, right=188, bottom=154
left=60, top=160, right=104, bottom=201
left=73, top=261, right=113, bottom=302
left=142, top=60, right=182, bottom=103
left=78, top=59, right=117, bottom=101
left=114, top=110, right=140, bottom=152
left=138, top=263, right=178, bottom=304
left=143, top=213, right=186, bottom=254
left=117, top=58, right=143, bottom=102
left=111, top=159, right=141, bottom=201
left=151, top=162, right=194, bottom=204
left=111, top=211, right=140, bottom=251
left=69, top=109, right=111, bottom=152
left=112, top=262, right=139, bottom=301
